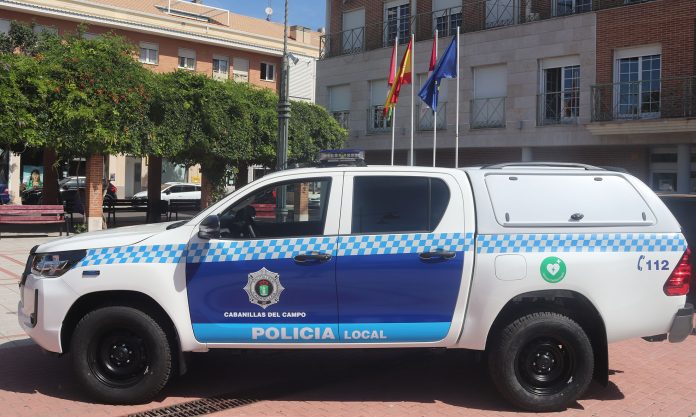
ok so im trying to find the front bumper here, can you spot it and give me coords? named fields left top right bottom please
left=18, top=274, right=78, bottom=353
left=668, top=303, right=694, bottom=343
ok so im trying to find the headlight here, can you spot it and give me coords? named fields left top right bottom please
left=31, top=250, right=86, bottom=278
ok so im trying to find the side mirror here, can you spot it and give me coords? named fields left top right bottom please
left=164, top=190, right=171, bottom=195
left=198, top=215, right=221, bottom=240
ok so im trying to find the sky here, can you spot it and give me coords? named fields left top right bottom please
left=205, top=0, right=327, bottom=32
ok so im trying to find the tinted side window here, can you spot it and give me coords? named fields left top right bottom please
left=352, top=176, right=450, bottom=234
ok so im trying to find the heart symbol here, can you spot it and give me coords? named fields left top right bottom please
left=547, top=263, right=560, bottom=276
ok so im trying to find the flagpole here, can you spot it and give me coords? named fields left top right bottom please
left=391, top=35, right=398, bottom=166
left=455, top=26, right=460, bottom=169
left=432, top=29, right=438, bottom=167
left=410, top=32, right=415, bottom=166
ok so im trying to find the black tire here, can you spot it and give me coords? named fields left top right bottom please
left=70, top=306, right=173, bottom=404
left=487, top=312, right=594, bottom=412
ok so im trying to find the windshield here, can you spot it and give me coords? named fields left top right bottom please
left=161, top=184, right=171, bottom=192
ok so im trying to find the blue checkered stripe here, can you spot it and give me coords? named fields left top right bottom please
left=337, top=233, right=474, bottom=257
left=78, top=244, right=187, bottom=267
left=187, top=237, right=337, bottom=263
left=476, top=233, right=687, bottom=254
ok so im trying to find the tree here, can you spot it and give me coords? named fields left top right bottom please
left=37, top=32, right=153, bottom=158
left=150, top=70, right=252, bottom=207
left=288, top=100, right=347, bottom=165
left=233, top=97, right=348, bottom=188
left=34, top=30, right=154, bottom=221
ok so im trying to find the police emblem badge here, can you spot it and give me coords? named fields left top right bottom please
left=244, top=267, right=284, bottom=309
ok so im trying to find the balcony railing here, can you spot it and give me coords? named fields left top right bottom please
left=367, top=106, right=392, bottom=133
left=471, top=97, right=506, bottom=129
left=320, top=0, right=657, bottom=59
left=591, top=76, right=696, bottom=122
left=332, top=110, right=350, bottom=130
left=537, top=91, right=580, bottom=126
left=418, top=103, right=447, bottom=131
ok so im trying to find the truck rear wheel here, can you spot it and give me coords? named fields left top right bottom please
left=488, top=312, right=594, bottom=412
left=70, top=306, right=173, bottom=404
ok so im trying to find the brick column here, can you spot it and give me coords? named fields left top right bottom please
left=85, top=154, right=104, bottom=231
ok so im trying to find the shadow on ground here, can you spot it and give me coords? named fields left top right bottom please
left=0, top=341, right=624, bottom=413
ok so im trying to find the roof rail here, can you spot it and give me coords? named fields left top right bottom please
left=482, top=162, right=604, bottom=170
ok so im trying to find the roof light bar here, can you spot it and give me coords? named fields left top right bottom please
left=317, top=149, right=366, bottom=167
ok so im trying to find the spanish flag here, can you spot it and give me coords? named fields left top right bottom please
left=383, top=39, right=413, bottom=116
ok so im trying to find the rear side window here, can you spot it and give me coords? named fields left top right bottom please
left=352, top=176, right=450, bottom=234
left=485, top=173, right=656, bottom=227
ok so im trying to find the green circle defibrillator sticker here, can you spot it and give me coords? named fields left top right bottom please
left=540, top=256, right=567, bottom=283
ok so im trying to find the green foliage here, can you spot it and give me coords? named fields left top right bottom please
left=289, top=100, right=347, bottom=165
left=0, top=53, right=42, bottom=149
left=0, top=19, right=347, bottom=199
left=37, top=32, right=153, bottom=158
left=0, top=21, right=39, bottom=55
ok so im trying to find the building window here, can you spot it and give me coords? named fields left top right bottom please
left=178, top=48, right=196, bottom=70
left=260, top=62, right=275, bottom=81
left=540, top=61, right=580, bottom=125
left=342, top=9, right=365, bottom=54
left=233, top=57, right=249, bottom=83
left=139, top=42, right=159, bottom=65
left=212, top=55, right=229, bottom=80
left=0, top=19, right=11, bottom=35
left=369, top=79, right=391, bottom=132
left=384, top=1, right=410, bottom=46
left=472, top=64, right=507, bottom=129
left=433, top=0, right=462, bottom=37
left=485, top=0, right=517, bottom=29
left=554, top=0, right=592, bottom=16
left=33, top=24, right=57, bottom=35
left=329, top=85, right=351, bottom=130
left=617, top=54, right=661, bottom=118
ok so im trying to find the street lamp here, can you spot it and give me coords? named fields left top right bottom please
left=276, top=0, right=290, bottom=171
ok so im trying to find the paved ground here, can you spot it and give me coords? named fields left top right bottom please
left=1, top=232, right=695, bottom=417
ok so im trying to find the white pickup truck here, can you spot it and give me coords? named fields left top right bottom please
left=18, top=161, right=693, bottom=411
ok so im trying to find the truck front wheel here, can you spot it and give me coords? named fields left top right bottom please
left=488, top=312, right=594, bottom=412
left=70, top=306, right=173, bottom=404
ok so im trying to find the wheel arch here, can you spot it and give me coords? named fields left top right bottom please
left=485, top=289, right=609, bottom=385
left=61, top=290, right=186, bottom=375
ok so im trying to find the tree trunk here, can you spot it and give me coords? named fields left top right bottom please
left=85, top=154, right=104, bottom=231
left=236, top=162, right=249, bottom=188
left=147, top=155, right=162, bottom=223
left=200, top=172, right=214, bottom=210
left=41, top=148, right=58, bottom=205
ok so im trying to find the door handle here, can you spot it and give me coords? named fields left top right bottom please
left=294, top=252, right=332, bottom=264
left=419, top=250, right=456, bottom=261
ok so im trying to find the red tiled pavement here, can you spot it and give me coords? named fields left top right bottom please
left=0, top=336, right=695, bottom=417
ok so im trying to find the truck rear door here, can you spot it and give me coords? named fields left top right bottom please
left=335, top=171, right=476, bottom=344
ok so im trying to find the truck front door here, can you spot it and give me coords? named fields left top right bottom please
left=186, top=173, right=343, bottom=344
left=336, top=172, right=473, bottom=344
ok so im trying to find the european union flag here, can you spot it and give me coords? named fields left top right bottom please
left=418, top=35, right=458, bottom=112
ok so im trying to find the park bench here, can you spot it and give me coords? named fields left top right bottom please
left=167, top=199, right=201, bottom=221
left=0, top=205, right=68, bottom=238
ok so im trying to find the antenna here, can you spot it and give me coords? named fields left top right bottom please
left=265, top=0, right=273, bottom=21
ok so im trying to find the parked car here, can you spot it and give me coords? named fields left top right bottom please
left=131, top=182, right=201, bottom=206
left=18, top=159, right=693, bottom=410
left=0, top=183, right=10, bottom=204
left=57, top=177, right=117, bottom=213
